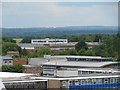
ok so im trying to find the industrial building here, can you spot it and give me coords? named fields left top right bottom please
left=42, top=56, right=119, bottom=76
left=1, top=72, right=120, bottom=89
left=31, top=38, right=68, bottom=44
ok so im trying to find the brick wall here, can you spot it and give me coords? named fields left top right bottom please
left=13, top=59, right=27, bottom=65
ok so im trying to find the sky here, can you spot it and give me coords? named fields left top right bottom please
left=1, top=2, right=118, bottom=28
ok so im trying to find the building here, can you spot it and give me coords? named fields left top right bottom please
left=28, top=55, right=67, bottom=66
left=0, top=72, right=47, bottom=89
left=32, top=75, right=120, bottom=89
left=18, top=42, right=76, bottom=52
left=0, top=56, right=13, bottom=66
left=85, top=42, right=100, bottom=48
left=0, top=80, right=5, bottom=90
left=42, top=56, right=119, bottom=76
left=7, top=51, right=20, bottom=57
left=0, top=72, right=119, bottom=89
left=56, top=68, right=120, bottom=77
left=23, top=65, right=42, bottom=75
left=13, top=59, right=27, bottom=65
left=31, top=38, right=68, bottom=45
left=18, top=43, right=44, bottom=52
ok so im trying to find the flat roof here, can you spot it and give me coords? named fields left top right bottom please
left=66, top=56, right=112, bottom=59
left=32, top=75, right=119, bottom=81
left=0, top=56, right=13, bottom=60
left=42, top=61, right=119, bottom=68
left=3, top=79, right=47, bottom=83
left=0, top=72, right=34, bottom=78
left=18, top=43, right=44, bottom=47
left=78, top=68, right=120, bottom=72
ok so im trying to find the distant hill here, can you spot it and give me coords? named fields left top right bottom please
left=2, top=26, right=118, bottom=37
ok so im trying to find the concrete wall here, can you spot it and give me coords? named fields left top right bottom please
left=48, top=80, right=60, bottom=88
left=57, top=70, right=78, bottom=77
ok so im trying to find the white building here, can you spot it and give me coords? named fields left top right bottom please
left=0, top=56, right=13, bottom=66
left=31, top=38, right=68, bottom=45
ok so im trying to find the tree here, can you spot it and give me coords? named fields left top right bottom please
left=21, top=48, right=29, bottom=56
left=2, top=42, right=21, bottom=55
left=2, top=65, right=9, bottom=72
left=21, top=38, right=31, bottom=43
left=2, top=64, right=25, bottom=73
left=84, top=49, right=95, bottom=56
left=78, top=48, right=86, bottom=55
left=2, top=37, right=16, bottom=43
left=36, top=47, right=52, bottom=57
left=75, top=40, right=88, bottom=52
left=59, top=49, right=77, bottom=55
left=113, top=34, right=120, bottom=61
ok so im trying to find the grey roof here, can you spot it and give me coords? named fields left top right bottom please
left=28, top=57, right=67, bottom=66
left=28, top=58, right=48, bottom=66
left=42, top=61, right=119, bottom=68
left=18, top=42, right=76, bottom=47
left=0, top=56, right=13, bottom=60
left=17, top=43, right=44, bottom=47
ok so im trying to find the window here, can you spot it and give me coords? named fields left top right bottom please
left=9, top=61, right=11, bottom=63
left=4, top=61, right=7, bottom=63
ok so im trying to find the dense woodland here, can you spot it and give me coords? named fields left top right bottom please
left=1, top=34, right=120, bottom=61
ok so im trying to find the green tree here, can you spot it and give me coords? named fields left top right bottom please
left=2, top=42, right=21, bottom=55
left=2, top=65, right=9, bottom=72
left=78, top=48, right=86, bottom=55
left=59, top=49, right=77, bottom=55
left=21, top=48, right=29, bottom=56
left=36, top=47, right=52, bottom=57
left=2, top=37, right=16, bottom=43
left=2, top=64, right=25, bottom=73
left=75, top=40, right=88, bottom=52
left=113, top=34, right=120, bottom=61
left=84, top=49, right=95, bottom=56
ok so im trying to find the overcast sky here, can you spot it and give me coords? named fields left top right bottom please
left=2, top=2, right=118, bottom=28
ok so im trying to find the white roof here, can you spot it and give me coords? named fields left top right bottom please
left=0, top=72, right=34, bottom=79
left=42, top=61, right=119, bottom=68
left=78, top=68, right=120, bottom=72
left=3, top=80, right=47, bottom=83
left=66, top=56, right=106, bottom=59
left=32, top=75, right=119, bottom=80
left=0, top=79, right=5, bottom=89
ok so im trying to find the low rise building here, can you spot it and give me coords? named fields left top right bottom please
left=7, top=51, right=20, bottom=57
left=0, top=72, right=47, bottom=89
left=31, top=38, right=68, bottom=45
left=13, top=59, right=27, bottom=65
left=18, top=42, right=76, bottom=52
left=23, top=65, right=42, bottom=75
left=42, top=56, right=119, bottom=76
left=33, top=75, right=120, bottom=89
left=85, top=42, right=100, bottom=48
left=0, top=56, right=13, bottom=66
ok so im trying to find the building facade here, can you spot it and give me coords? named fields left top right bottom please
left=0, top=56, right=13, bottom=66
left=31, top=38, right=68, bottom=45
left=42, top=56, right=119, bottom=77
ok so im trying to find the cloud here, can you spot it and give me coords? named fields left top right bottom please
left=2, top=2, right=118, bottom=27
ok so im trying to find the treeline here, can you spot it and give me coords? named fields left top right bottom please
left=21, top=34, right=114, bottom=43
left=1, top=34, right=120, bottom=61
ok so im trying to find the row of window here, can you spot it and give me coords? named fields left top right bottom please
left=67, top=58, right=112, bottom=62
left=61, top=78, right=120, bottom=88
left=33, top=41, right=67, bottom=43
left=4, top=60, right=12, bottom=63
